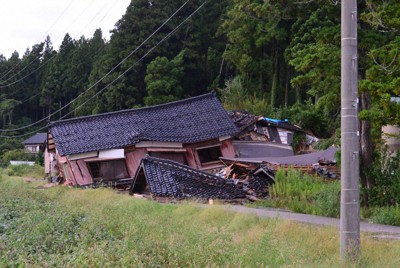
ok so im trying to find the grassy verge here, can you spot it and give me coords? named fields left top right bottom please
left=251, top=169, right=341, bottom=218
left=1, top=177, right=400, bottom=267
left=2, top=164, right=45, bottom=179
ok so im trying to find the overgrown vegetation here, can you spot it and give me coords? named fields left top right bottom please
left=5, top=164, right=44, bottom=178
left=1, top=177, right=400, bottom=267
left=361, top=148, right=400, bottom=225
left=255, top=163, right=400, bottom=226
left=1, top=149, right=36, bottom=165
left=256, top=168, right=341, bottom=218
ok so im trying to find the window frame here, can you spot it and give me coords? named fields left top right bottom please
left=195, top=144, right=222, bottom=165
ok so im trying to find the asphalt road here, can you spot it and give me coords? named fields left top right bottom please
left=204, top=204, right=400, bottom=239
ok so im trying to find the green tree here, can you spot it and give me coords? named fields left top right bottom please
left=0, top=99, right=22, bottom=127
left=220, top=0, right=301, bottom=109
left=285, top=3, right=341, bottom=132
left=144, top=50, right=185, bottom=106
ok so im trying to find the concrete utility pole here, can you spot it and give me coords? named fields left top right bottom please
left=340, top=0, right=360, bottom=262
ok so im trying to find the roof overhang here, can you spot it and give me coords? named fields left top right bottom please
left=135, top=141, right=183, bottom=148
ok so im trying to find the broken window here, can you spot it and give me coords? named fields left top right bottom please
left=196, top=145, right=222, bottom=164
left=87, top=160, right=129, bottom=181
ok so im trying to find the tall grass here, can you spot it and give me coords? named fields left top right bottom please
left=267, top=168, right=341, bottom=217
left=4, top=164, right=44, bottom=178
left=1, top=177, right=400, bottom=267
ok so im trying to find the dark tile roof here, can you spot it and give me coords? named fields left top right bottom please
left=49, top=92, right=239, bottom=156
left=228, top=111, right=260, bottom=131
left=22, top=133, right=47, bottom=145
left=131, top=156, right=246, bottom=200
left=247, top=166, right=275, bottom=197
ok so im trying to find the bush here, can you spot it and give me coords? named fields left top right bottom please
left=271, top=101, right=331, bottom=138
left=370, top=205, right=400, bottom=226
left=363, top=147, right=400, bottom=207
left=314, top=181, right=340, bottom=217
left=270, top=168, right=324, bottom=201
left=6, top=164, right=44, bottom=178
left=267, top=168, right=340, bottom=216
left=2, top=149, right=36, bottom=166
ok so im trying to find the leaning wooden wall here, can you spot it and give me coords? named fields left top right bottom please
left=125, top=148, right=147, bottom=177
left=220, top=139, right=235, bottom=158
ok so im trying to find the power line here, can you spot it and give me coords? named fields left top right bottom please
left=61, top=1, right=208, bottom=120
left=0, top=1, right=124, bottom=102
left=0, top=0, right=102, bottom=88
left=0, top=1, right=123, bottom=101
left=0, top=0, right=191, bottom=135
left=0, top=0, right=76, bottom=81
left=0, top=0, right=207, bottom=139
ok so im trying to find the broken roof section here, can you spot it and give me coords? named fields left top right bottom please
left=130, top=156, right=246, bottom=200
left=221, top=146, right=338, bottom=166
left=233, top=141, right=293, bottom=158
left=228, top=111, right=260, bottom=132
left=49, top=92, right=238, bottom=156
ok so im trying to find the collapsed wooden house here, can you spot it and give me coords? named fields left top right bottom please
left=229, top=111, right=308, bottom=144
left=47, top=92, right=239, bottom=186
left=221, top=146, right=339, bottom=178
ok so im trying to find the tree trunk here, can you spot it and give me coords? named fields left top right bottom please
left=285, top=73, right=289, bottom=108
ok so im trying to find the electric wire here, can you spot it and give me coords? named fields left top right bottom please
left=0, top=0, right=123, bottom=102
left=0, top=0, right=207, bottom=138
left=0, top=0, right=99, bottom=88
left=0, top=0, right=76, bottom=80
left=61, top=1, right=208, bottom=120
left=0, top=0, right=190, bottom=135
left=0, top=0, right=114, bottom=99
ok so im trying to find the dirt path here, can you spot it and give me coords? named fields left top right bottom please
left=202, top=204, right=400, bottom=239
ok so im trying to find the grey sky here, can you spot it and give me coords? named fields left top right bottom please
left=0, top=0, right=131, bottom=58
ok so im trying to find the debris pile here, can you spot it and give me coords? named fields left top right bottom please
left=221, top=146, right=340, bottom=179
left=217, top=163, right=275, bottom=199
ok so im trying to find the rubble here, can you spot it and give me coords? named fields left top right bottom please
left=217, top=163, right=275, bottom=198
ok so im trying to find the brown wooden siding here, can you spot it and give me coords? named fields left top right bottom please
left=77, top=160, right=93, bottom=183
left=220, top=139, right=235, bottom=158
left=185, top=148, right=198, bottom=169
left=69, top=161, right=86, bottom=185
left=125, top=148, right=147, bottom=177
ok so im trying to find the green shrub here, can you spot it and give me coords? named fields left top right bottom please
left=2, top=149, right=36, bottom=166
left=370, top=205, right=400, bottom=226
left=363, top=147, right=400, bottom=207
left=270, top=168, right=324, bottom=201
left=6, top=164, right=44, bottom=178
left=267, top=168, right=340, bottom=216
left=314, top=181, right=341, bottom=217
left=270, top=101, right=331, bottom=138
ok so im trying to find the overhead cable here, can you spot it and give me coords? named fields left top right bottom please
left=0, top=0, right=190, bottom=134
